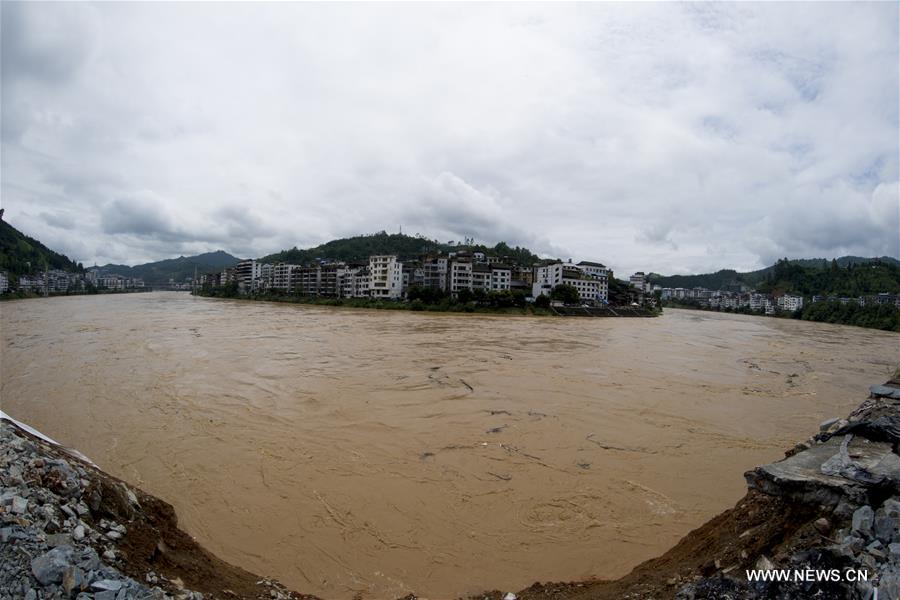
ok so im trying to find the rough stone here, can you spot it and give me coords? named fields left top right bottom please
left=819, top=417, right=840, bottom=432
left=873, top=507, right=899, bottom=544
left=838, top=535, right=865, bottom=557
left=10, top=495, right=28, bottom=514
left=852, top=505, right=875, bottom=538
left=31, top=545, right=74, bottom=585
left=91, top=579, right=125, bottom=592
left=745, top=435, right=900, bottom=505
left=813, top=517, right=830, bottom=535
left=883, top=498, right=900, bottom=517
left=62, top=566, right=87, bottom=595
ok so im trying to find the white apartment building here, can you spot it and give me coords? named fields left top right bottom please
left=272, top=263, right=298, bottom=292
left=779, top=294, right=804, bottom=312
left=0, top=272, right=7, bottom=293
left=532, top=262, right=608, bottom=304
left=449, top=260, right=473, bottom=297
left=368, top=255, right=403, bottom=299
left=629, top=272, right=647, bottom=291
left=348, top=267, right=371, bottom=298
left=234, top=260, right=262, bottom=292
left=422, top=257, right=449, bottom=291
left=575, top=261, right=609, bottom=299
left=489, top=265, right=512, bottom=291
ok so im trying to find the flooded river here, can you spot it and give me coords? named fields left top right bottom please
left=2, top=292, right=897, bottom=598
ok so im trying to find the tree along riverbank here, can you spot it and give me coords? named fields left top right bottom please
left=664, top=299, right=900, bottom=332
left=193, top=286, right=660, bottom=317
left=0, top=288, right=155, bottom=302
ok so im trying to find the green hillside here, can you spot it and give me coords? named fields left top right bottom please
left=650, top=256, right=900, bottom=293
left=755, top=258, right=900, bottom=296
left=98, top=250, right=241, bottom=284
left=0, top=217, right=83, bottom=278
left=260, top=232, right=541, bottom=266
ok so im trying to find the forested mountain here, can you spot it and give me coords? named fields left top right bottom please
left=98, top=250, right=241, bottom=284
left=755, top=258, right=900, bottom=296
left=0, top=216, right=84, bottom=278
left=649, top=256, right=900, bottom=293
left=260, top=232, right=541, bottom=266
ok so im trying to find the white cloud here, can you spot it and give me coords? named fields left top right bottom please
left=1, top=2, right=897, bottom=274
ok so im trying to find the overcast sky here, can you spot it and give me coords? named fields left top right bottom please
left=2, top=2, right=898, bottom=275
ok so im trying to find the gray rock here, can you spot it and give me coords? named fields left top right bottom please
left=745, top=434, right=900, bottom=505
left=94, top=591, right=117, bottom=600
left=62, top=566, right=86, bottom=595
left=869, top=384, right=900, bottom=399
left=73, top=524, right=85, bottom=540
left=853, top=505, right=875, bottom=538
left=889, top=542, right=900, bottom=557
left=839, top=535, right=865, bottom=557
left=820, top=417, right=840, bottom=432
left=30, top=545, right=74, bottom=585
left=874, top=507, right=899, bottom=543
left=883, top=498, right=900, bottom=517
left=879, top=564, right=900, bottom=600
left=45, top=533, right=72, bottom=547
left=10, top=496, right=28, bottom=514
left=91, top=579, right=124, bottom=592
left=24, top=590, right=36, bottom=600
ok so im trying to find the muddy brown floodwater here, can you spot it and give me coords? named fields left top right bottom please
left=2, top=292, right=898, bottom=598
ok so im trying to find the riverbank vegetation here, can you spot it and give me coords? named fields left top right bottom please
left=665, top=299, right=900, bottom=332
left=196, top=284, right=555, bottom=315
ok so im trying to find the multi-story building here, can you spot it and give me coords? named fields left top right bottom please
left=422, top=257, right=449, bottom=292
left=575, top=261, right=608, bottom=299
left=368, top=255, right=404, bottom=299
left=317, top=264, right=343, bottom=297
left=234, top=260, right=261, bottom=292
left=489, top=265, right=512, bottom=291
left=449, top=260, right=473, bottom=297
left=0, top=271, right=8, bottom=293
left=290, top=266, right=320, bottom=296
left=272, top=263, right=298, bottom=292
left=778, top=294, right=804, bottom=312
left=343, top=266, right=371, bottom=298
left=471, top=264, right=492, bottom=291
left=629, top=272, right=647, bottom=291
left=532, top=261, right=608, bottom=304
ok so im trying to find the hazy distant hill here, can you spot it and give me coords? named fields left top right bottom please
left=98, top=250, right=241, bottom=284
left=260, top=232, right=541, bottom=266
left=650, top=256, right=900, bottom=295
left=0, top=216, right=84, bottom=278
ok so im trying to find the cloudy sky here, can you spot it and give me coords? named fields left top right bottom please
left=2, top=2, right=898, bottom=274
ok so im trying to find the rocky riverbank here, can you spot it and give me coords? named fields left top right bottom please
left=472, top=378, right=900, bottom=600
left=0, top=416, right=314, bottom=600
left=3, top=379, right=898, bottom=600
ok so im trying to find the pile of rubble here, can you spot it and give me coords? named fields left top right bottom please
left=1, top=416, right=311, bottom=600
left=0, top=419, right=201, bottom=600
left=679, top=382, right=900, bottom=600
